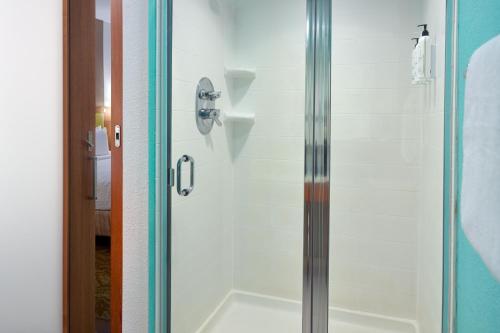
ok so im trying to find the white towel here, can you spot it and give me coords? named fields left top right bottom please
left=412, top=36, right=432, bottom=85
left=462, top=34, right=500, bottom=281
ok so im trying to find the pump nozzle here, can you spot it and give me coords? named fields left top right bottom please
left=418, top=24, right=429, bottom=36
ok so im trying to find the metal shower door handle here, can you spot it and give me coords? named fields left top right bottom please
left=176, top=155, right=195, bottom=196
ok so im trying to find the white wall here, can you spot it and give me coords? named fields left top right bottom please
left=0, top=1, right=62, bottom=332
left=123, top=0, right=149, bottom=332
left=230, top=0, right=306, bottom=301
left=417, top=0, right=446, bottom=331
left=330, top=0, right=423, bottom=320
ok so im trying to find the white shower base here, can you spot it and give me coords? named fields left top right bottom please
left=197, top=291, right=418, bottom=333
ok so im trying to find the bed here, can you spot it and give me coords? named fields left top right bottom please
left=95, top=127, right=111, bottom=237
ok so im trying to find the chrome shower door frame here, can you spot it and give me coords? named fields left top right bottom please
left=151, top=0, right=458, bottom=332
left=303, top=0, right=332, bottom=333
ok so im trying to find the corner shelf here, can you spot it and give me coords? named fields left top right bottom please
left=224, top=67, right=257, bottom=80
left=224, top=67, right=256, bottom=127
left=224, top=112, right=255, bottom=124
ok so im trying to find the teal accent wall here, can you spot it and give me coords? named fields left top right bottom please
left=456, top=0, right=500, bottom=332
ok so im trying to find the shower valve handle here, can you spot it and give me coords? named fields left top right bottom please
left=199, top=90, right=221, bottom=101
left=199, top=108, right=222, bottom=126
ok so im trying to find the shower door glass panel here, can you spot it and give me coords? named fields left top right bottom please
left=170, top=1, right=306, bottom=332
left=330, top=0, right=445, bottom=332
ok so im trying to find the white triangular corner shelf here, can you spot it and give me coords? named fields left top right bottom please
left=224, top=112, right=256, bottom=124
left=224, top=67, right=257, bottom=80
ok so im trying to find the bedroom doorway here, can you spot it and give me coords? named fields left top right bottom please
left=63, top=0, right=123, bottom=332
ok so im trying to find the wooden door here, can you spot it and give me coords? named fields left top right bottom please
left=68, top=0, right=96, bottom=332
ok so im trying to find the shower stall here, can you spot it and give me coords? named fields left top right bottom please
left=150, top=0, right=450, bottom=332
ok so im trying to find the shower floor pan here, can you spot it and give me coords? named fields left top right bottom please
left=197, top=291, right=418, bottom=333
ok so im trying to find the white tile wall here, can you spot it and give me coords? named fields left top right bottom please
left=228, top=0, right=306, bottom=302
left=416, top=0, right=445, bottom=331
left=330, top=0, right=427, bottom=320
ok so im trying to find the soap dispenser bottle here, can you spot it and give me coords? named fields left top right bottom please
left=412, top=24, right=432, bottom=84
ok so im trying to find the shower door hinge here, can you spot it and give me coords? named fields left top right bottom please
left=167, top=168, right=175, bottom=187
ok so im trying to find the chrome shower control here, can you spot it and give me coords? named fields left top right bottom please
left=199, top=90, right=221, bottom=101
left=199, top=109, right=222, bottom=126
left=196, top=77, right=222, bottom=135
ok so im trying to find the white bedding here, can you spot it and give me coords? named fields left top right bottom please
left=96, top=154, right=111, bottom=211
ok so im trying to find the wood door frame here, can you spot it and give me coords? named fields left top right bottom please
left=63, top=0, right=123, bottom=331
left=109, top=0, right=123, bottom=331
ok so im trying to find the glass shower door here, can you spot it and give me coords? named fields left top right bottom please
left=163, top=0, right=309, bottom=332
